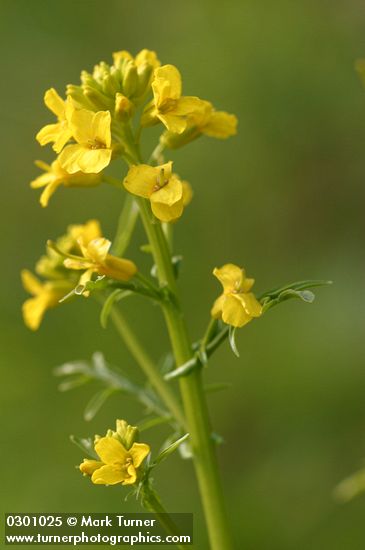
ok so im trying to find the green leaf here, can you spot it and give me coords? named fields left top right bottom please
left=83, top=388, right=117, bottom=421
left=228, top=326, right=240, bottom=358
left=154, top=433, right=190, bottom=465
left=164, top=357, right=199, bottom=381
left=111, top=194, right=139, bottom=257
left=100, top=289, right=132, bottom=329
left=279, top=288, right=315, bottom=303
left=260, top=279, right=332, bottom=313
left=57, top=375, right=90, bottom=392
left=54, top=360, right=91, bottom=377
left=70, top=435, right=98, bottom=460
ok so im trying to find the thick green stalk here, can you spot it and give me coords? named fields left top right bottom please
left=137, top=198, right=234, bottom=550
left=110, top=307, right=186, bottom=430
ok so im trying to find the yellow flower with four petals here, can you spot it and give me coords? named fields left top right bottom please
left=143, top=65, right=205, bottom=134
left=123, top=161, right=191, bottom=222
left=21, top=270, right=74, bottom=331
left=30, top=159, right=101, bottom=207
left=80, top=436, right=150, bottom=486
left=161, top=99, right=237, bottom=149
left=63, top=236, right=137, bottom=287
left=59, top=109, right=113, bottom=173
left=211, top=264, right=262, bottom=328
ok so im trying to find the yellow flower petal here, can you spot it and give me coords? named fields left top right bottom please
left=91, top=464, right=125, bottom=485
left=213, top=264, right=244, bottom=293
left=101, top=256, right=137, bottom=281
left=78, top=148, right=112, bottom=174
left=79, top=459, right=103, bottom=476
left=150, top=176, right=184, bottom=222
left=123, top=464, right=137, bottom=485
left=22, top=296, right=49, bottom=331
left=84, top=238, right=111, bottom=263
left=95, top=436, right=128, bottom=465
left=63, top=258, right=92, bottom=270
left=91, top=111, right=112, bottom=148
left=52, top=125, right=73, bottom=154
left=182, top=181, right=193, bottom=206
left=44, top=88, right=65, bottom=118
left=58, top=144, right=87, bottom=174
left=69, top=220, right=101, bottom=244
left=36, top=122, right=64, bottom=147
left=157, top=113, right=187, bottom=134
left=210, top=294, right=225, bottom=319
left=241, top=278, right=255, bottom=293
left=236, top=292, right=263, bottom=318
left=151, top=175, right=183, bottom=207
left=153, top=64, right=182, bottom=105
left=70, top=109, right=95, bottom=144
left=59, top=144, right=111, bottom=174
left=221, top=294, right=251, bottom=328
left=71, top=109, right=111, bottom=147
left=129, top=442, right=150, bottom=468
left=21, top=270, right=43, bottom=295
left=30, top=171, right=53, bottom=189
left=203, top=111, right=238, bottom=139
left=123, top=164, right=160, bottom=198
left=150, top=198, right=183, bottom=222
left=173, top=96, right=206, bottom=116
left=39, top=180, right=62, bottom=207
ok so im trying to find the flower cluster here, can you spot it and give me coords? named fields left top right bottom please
left=22, top=220, right=136, bottom=330
left=24, top=48, right=263, bottom=332
left=32, top=48, right=237, bottom=220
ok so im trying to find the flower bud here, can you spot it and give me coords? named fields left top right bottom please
left=116, top=419, right=139, bottom=450
left=83, top=86, right=114, bottom=111
left=134, top=64, right=154, bottom=100
left=115, top=93, right=134, bottom=122
left=122, top=61, right=138, bottom=97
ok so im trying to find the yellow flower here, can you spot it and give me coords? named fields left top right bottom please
left=123, top=162, right=191, bottom=222
left=36, top=88, right=74, bottom=153
left=63, top=236, right=137, bottom=286
left=21, top=270, right=74, bottom=331
left=30, top=160, right=102, bottom=207
left=211, top=264, right=262, bottom=328
left=161, top=99, right=237, bottom=149
left=80, top=437, right=150, bottom=486
left=59, top=109, right=112, bottom=174
left=143, top=65, right=205, bottom=134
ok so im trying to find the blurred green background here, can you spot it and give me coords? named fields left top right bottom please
left=1, top=0, right=365, bottom=548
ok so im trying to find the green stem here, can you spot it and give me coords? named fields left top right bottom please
left=137, top=198, right=234, bottom=550
left=143, top=489, right=190, bottom=550
left=110, top=307, right=186, bottom=430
